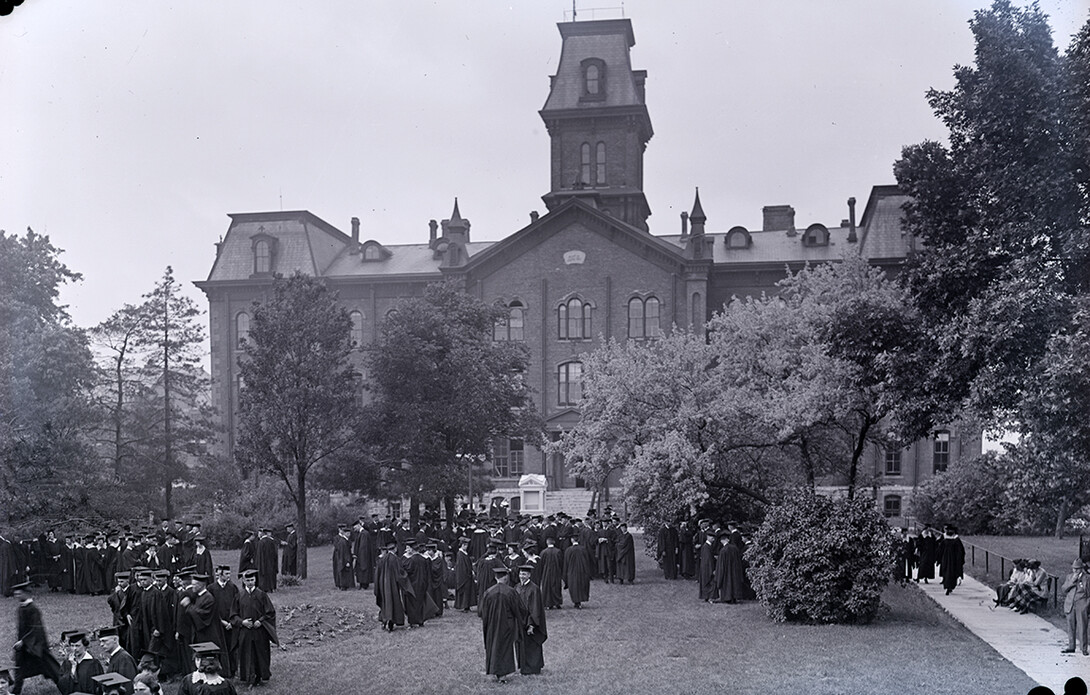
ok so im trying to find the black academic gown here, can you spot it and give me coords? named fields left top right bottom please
left=232, top=586, right=277, bottom=684
left=374, top=551, right=413, bottom=628
left=211, top=579, right=241, bottom=678
left=539, top=547, right=564, bottom=609
left=402, top=553, right=434, bottom=626
left=515, top=580, right=548, bottom=675
left=58, top=654, right=103, bottom=695
left=13, top=599, right=61, bottom=688
left=714, top=542, right=745, bottom=602
left=0, top=537, right=14, bottom=596
left=238, top=538, right=256, bottom=573
left=698, top=541, right=717, bottom=600
left=658, top=525, right=679, bottom=579
left=480, top=581, right=525, bottom=678
left=938, top=535, right=965, bottom=592
left=678, top=525, right=695, bottom=579
left=454, top=549, right=477, bottom=610
left=916, top=534, right=938, bottom=580
left=281, top=531, right=298, bottom=576
left=615, top=531, right=635, bottom=583
left=256, top=537, right=278, bottom=592
left=332, top=534, right=353, bottom=589
left=354, top=530, right=374, bottom=589
left=107, top=647, right=138, bottom=694
left=563, top=544, right=592, bottom=605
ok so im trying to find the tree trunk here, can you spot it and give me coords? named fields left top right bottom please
left=1055, top=495, right=1069, bottom=539
left=296, top=466, right=309, bottom=579
left=409, top=495, right=420, bottom=532
left=800, top=437, right=816, bottom=490
left=846, top=417, right=874, bottom=502
left=443, top=496, right=456, bottom=527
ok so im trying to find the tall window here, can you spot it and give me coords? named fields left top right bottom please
left=933, top=431, right=950, bottom=473
left=596, top=142, right=606, bottom=185
left=558, top=298, right=592, bottom=340
left=492, top=438, right=524, bottom=478
left=349, top=311, right=364, bottom=348
left=585, top=64, right=600, bottom=94
left=236, top=312, right=250, bottom=349
left=883, top=495, right=902, bottom=518
left=580, top=143, right=591, bottom=186
left=493, top=302, right=525, bottom=342
left=254, top=240, right=271, bottom=274
left=558, top=362, right=583, bottom=406
left=628, top=297, right=660, bottom=339
left=885, top=447, right=902, bottom=476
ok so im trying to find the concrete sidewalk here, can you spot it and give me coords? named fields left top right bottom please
left=916, top=573, right=1088, bottom=692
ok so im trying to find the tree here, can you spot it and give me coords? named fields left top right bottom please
left=894, top=0, right=1088, bottom=424
left=0, top=228, right=103, bottom=527
left=91, top=304, right=149, bottom=483
left=365, top=280, right=542, bottom=528
left=133, top=267, right=212, bottom=519
left=235, top=272, right=367, bottom=578
left=561, top=255, right=930, bottom=533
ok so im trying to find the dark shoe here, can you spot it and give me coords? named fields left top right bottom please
left=1061, top=648, right=1075, bottom=654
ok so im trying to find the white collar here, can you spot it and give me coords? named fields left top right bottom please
left=193, top=672, right=225, bottom=685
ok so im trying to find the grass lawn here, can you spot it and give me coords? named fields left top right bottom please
left=3, top=538, right=1037, bottom=695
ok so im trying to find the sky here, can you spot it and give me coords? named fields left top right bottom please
left=1, top=0, right=1087, bottom=334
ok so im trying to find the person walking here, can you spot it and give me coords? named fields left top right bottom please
left=938, top=525, right=965, bottom=595
left=10, top=581, right=61, bottom=695
left=514, top=565, right=548, bottom=676
left=479, top=566, right=525, bottom=683
left=1061, top=558, right=1090, bottom=655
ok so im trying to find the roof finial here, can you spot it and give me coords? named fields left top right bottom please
left=451, top=197, right=462, bottom=222
left=573, top=0, right=577, bottom=21
left=689, top=187, right=706, bottom=224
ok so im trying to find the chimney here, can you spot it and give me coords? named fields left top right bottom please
left=847, top=197, right=858, bottom=243
left=429, top=219, right=438, bottom=245
left=351, top=217, right=360, bottom=243
left=680, top=211, right=689, bottom=238
left=530, top=211, right=540, bottom=223
left=763, top=205, right=796, bottom=234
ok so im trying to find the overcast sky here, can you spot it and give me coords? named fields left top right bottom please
left=2, top=0, right=1087, bottom=333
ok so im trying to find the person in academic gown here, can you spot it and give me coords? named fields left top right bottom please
left=332, top=526, right=354, bottom=590
left=192, top=537, right=214, bottom=579
left=539, top=538, right=564, bottom=610
left=475, top=546, right=505, bottom=614
left=353, top=523, right=374, bottom=590
left=698, top=535, right=717, bottom=601
left=427, top=545, right=446, bottom=616
left=183, top=574, right=225, bottom=662
left=177, top=643, right=238, bottom=695
left=237, top=531, right=256, bottom=574
left=11, top=582, right=61, bottom=694
left=98, top=625, right=138, bottom=694
left=232, top=569, right=277, bottom=686
left=657, top=522, right=679, bottom=580
left=107, top=573, right=133, bottom=649
left=479, top=566, right=525, bottom=683
left=59, top=536, right=76, bottom=593
left=453, top=538, right=477, bottom=611
left=563, top=539, right=592, bottom=608
left=255, top=530, right=278, bottom=592
left=514, top=565, right=547, bottom=675
left=915, top=526, right=938, bottom=582
left=374, top=542, right=413, bottom=631
left=42, top=531, right=63, bottom=591
left=615, top=523, right=636, bottom=584
left=938, top=525, right=965, bottom=595
left=0, top=532, right=14, bottom=597
left=713, top=532, right=745, bottom=603
left=58, top=632, right=104, bottom=695
left=678, top=522, right=695, bottom=579
left=210, top=565, right=240, bottom=678
left=280, top=523, right=298, bottom=577
left=401, top=543, right=435, bottom=627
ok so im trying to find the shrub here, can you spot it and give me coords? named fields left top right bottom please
left=745, top=489, right=895, bottom=624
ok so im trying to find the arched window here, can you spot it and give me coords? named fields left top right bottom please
left=363, top=245, right=381, bottom=260
left=558, top=298, right=591, bottom=340
left=586, top=64, right=600, bottom=94
left=596, top=142, right=606, bottom=185
left=580, top=143, right=591, bottom=186
left=628, top=296, right=661, bottom=339
left=493, top=301, right=525, bottom=342
left=803, top=224, right=830, bottom=247
left=725, top=226, right=752, bottom=249
left=558, top=361, right=583, bottom=406
left=236, top=312, right=250, bottom=349
left=349, top=311, right=364, bottom=348
left=254, top=240, right=271, bottom=273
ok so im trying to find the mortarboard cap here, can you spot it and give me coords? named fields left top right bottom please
left=91, top=672, right=131, bottom=688
left=491, top=566, right=509, bottom=574
left=190, top=642, right=221, bottom=655
left=10, top=580, right=30, bottom=591
left=215, top=565, right=231, bottom=572
left=191, top=573, right=211, bottom=583
left=97, top=625, right=121, bottom=638
left=239, top=569, right=258, bottom=579
left=518, top=564, right=534, bottom=572
left=66, top=631, right=88, bottom=644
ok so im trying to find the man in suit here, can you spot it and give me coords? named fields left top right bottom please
left=1062, top=558, right=1090, bottom=655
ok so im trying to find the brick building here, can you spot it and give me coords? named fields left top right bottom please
left=196, top=17, right=976, bottom=524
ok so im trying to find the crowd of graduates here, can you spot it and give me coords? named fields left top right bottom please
left=4, top=519, right=280, bottom=695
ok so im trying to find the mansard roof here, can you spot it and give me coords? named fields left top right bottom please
left=542, top=19, right=647, bottom=113
left=205, top=211, right=349, bottom=283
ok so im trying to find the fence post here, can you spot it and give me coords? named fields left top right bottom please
left=1001, top=557, right=1005, bottom=582
left=971, top=545, right=976, bottom=566
left=985, top=550, right=989, bottom=574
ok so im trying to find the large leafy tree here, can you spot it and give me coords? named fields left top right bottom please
left=365, top=281, right=542, bottom=528
left=894, top=0, right=1089, bottom=424
left=235, top=272, right=367, bottom=577
left=0, top=228, right=103, bottom=527
left=562, top=255, right=929, bottom=530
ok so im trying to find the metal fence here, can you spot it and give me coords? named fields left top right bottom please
left=962, top=540, right=1060, bottom=609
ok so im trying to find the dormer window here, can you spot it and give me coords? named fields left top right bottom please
left=363, top=245, right=381, bottom=260
left=802, top=224, right=830, bottom=247
left=360, top=240, right=390, bottom=262
left=725, top=226, right=752, bottom=249
left=580, top=58, right=607, bottom=102
left=250, top=232, right=277, bottom=276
